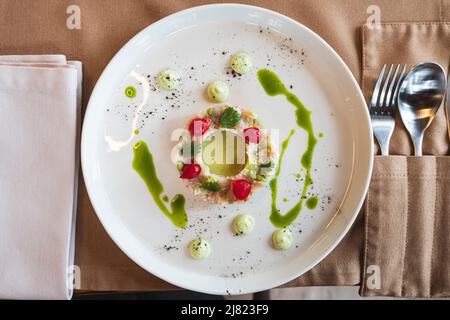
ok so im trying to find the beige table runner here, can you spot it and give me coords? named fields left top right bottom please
left=0, top=0, right=448, bottom=293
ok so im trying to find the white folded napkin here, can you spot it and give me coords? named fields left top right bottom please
left=0, top=55, right=81, bottom=299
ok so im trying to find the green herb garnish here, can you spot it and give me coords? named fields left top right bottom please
left=260, top=161, right=273, bottom=168
left=256, top=161, right=274, bottom=180
left=255, top=174, right=266, bottom=181
left=220, top=107, right=240, bottom=128
left=200, top=180, right=221, bottom=192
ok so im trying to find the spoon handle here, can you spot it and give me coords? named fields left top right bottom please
left=413, top=133, right=424, bottom=156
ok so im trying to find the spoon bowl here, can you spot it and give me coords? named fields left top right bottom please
left=398, top=61, right=447, bottom=156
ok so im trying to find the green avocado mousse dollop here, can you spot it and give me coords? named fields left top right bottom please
left=158, top=69, right=181, bottom=90
left=230, top=52, right=252, bottom=75
left=272, top=228, right=293, bottom=250
left=207, top=80, right=229, bottom=103
left=188, top=238, right=211, bottom=260
left=233, top=214, right=255, bottom=235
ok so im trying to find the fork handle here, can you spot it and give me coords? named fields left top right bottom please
left=375, top=133, right=391, bottom=156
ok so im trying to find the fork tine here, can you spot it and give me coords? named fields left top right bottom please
left=392, top=64, right=408, bottom=109
left=379, top=64, right=394, bottom=111
left=385, top=64, right=400, bottom=111
left=370, top=64, right=386, bottom=110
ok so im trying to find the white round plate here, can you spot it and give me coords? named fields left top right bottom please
left=82, top=4, right=373, bottom=295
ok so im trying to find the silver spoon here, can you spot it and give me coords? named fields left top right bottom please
left=398, top=61, right=447, bottom=156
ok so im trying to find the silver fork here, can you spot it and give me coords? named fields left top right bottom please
left=370, top=64, right=408, bottom=155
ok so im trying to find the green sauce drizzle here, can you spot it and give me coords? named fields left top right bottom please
left=125, top=86, right=137, bottom=98
left=132, top=140, right=188, bottom=228
left=258, top=69, right=318, bottom=228
left=306, top=196, right=318, bottom=210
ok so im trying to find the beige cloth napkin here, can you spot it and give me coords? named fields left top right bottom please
left=0, top=55, right=82, bottom=299
left=360, top=23, right=450, bottom=298
left=361, top=156, right=450, bottom=298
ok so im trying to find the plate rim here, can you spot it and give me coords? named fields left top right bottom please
left=81, top=3, right=374, bottom=295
